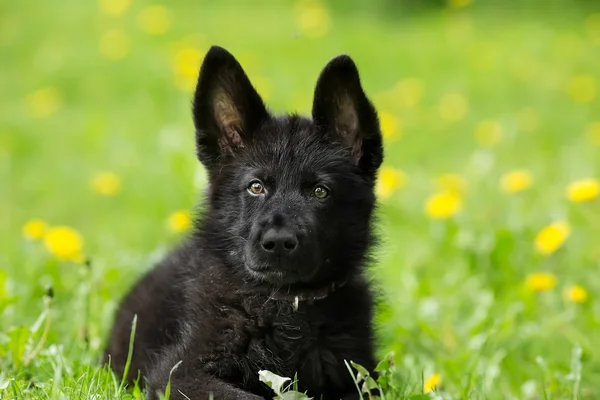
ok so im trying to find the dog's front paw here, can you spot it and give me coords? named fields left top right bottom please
left=226, top=388, right=266, bottom=400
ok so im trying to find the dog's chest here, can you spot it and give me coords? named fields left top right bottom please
left=193, top=285, right=372, bottom=398
left=200, top=293, right=356, bottom=394
left=246, top=302, right=338, bottom=389
left=249, top=301, right=322, bottom=360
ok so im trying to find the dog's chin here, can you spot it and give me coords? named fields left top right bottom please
left=244, top=262, right=319, bottom=286
left=245, top=268, right=295, bottom=285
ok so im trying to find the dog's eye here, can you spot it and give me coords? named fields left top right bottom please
left=313, top=185, right=329, bottom=199
left=248, top=181, right=265, bottom=195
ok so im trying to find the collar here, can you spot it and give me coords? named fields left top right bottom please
left=267, top=281, right=347, bottom=311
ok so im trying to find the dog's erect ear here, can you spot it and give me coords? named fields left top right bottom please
left=312, top=55, right=383, bottom=177
left=193, top=46, right=269, bottom=170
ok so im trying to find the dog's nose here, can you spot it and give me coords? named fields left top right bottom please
left=261, top=228, right=299, bottom=255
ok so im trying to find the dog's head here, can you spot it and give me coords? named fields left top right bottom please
left=193, top=46, right=383, bottom=286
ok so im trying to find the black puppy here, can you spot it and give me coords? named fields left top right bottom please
left=103, top=46, right=383, bottom=400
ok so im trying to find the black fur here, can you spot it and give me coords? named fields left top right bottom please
left=103, top=46, right=383, bottom=400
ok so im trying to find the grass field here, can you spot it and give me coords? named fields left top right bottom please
left=2, top=0, right=600, bottom=398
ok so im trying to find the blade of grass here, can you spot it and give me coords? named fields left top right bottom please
left=119, top=314, right=138, bottom=392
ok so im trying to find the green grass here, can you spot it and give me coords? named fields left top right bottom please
left=2, top=0, right=600, bottom=398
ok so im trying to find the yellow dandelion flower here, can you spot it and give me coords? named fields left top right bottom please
left=44, top=226, right=84, bottom=262
left=295, top=0, right=331, bottom=39
left=98, top=0, right=132, bottom=16
left=566, top=178, right=599, bottom=203
left=439, top=92, right=468, bottom=123
left=586, top=122, right=600, bottom=146
left=586, top=13, right=600, bottom=44
left=26, top=87, right=63, bottom=118
left=535, top=221, right=570, bottom=256
left=525, top=272, right=557, bottom=292
left=564, top=285, right=588, bottom=303
left=173, top=47, right=203, bottom=92
left=424, top=372, right=442, bottom=393
left=99, top=29, right=130, bottom=60
left=168, top=210, right=192, bottom=233
left=425, top=191, right=462, bottom=220
left=517, top=108, right=539, bottom=133
left=138, top=5, right=172, bottom=35
left=23, top=219, right=48, bottom=241
left=250, top=76, right=272, bottom=101
left=475, top=120, right=503, bottom=147
left=376, top=166, right=407, bottom=200
left=393, top=78, right=424, bottom=108
left=500, top=170, right=533, bottom=193
left=379, top=112, right=400, bottom=141
left=566, top=74, right=597, bottom=104
left=91, top=172, right=121, bottom=196
left=436, top=173, right=467, bottom=194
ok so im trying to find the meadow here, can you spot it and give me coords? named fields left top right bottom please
left=2, top=0, right=600, bottom=398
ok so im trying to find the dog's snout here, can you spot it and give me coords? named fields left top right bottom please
left=261, top=228, right=299, bottom=255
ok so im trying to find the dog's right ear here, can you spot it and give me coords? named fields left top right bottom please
left=193, top=46, right=269, bottom=170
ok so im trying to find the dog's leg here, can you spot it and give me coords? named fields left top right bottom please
left=146, top=344, right=265, bottom=400
left=147, top=377, right=264, bottom=400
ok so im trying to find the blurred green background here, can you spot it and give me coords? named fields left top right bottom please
left=2, top=0, right=600, bottom=398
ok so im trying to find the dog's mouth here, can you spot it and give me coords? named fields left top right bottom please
left=267, top=280, right=347, bottom=301
left=244, top=264, right=314, bottom=286
left=243, top=253, right=320, bottom=285
left=245, top=267, right=289, bottom=284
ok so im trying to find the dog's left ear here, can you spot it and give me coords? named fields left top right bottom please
left=312, top=55, right=383, bottom=177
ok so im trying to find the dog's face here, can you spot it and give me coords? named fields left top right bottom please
left=193, top=46, right=383, bottom=286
